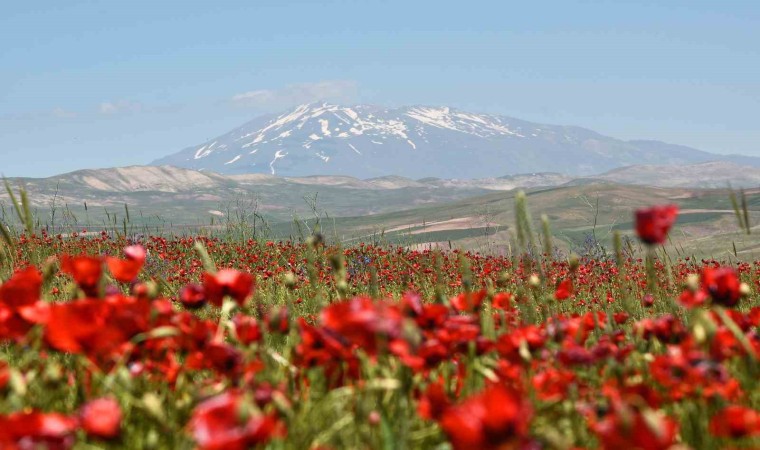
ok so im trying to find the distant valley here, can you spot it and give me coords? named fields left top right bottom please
left=2, top=163, right=759, bottom=259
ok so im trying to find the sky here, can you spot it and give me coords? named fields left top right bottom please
left=1, top=0, right=759, bottom=177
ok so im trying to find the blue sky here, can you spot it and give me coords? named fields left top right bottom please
left=1, top=0, right=759, bottom=177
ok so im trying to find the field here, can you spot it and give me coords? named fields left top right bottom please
left=3, top=166, right=760, bottom=262
left=1, top=187, right=760, bottom=449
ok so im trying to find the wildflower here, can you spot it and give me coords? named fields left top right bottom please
left=591, top=403, right=679, bottom=450
left=0, top=411, right=78, bottom=449
left=438, top=384, right=532, bottom=450
left=202, top=269, right=254, bottom=307
left=635, top=204, right=678, bottom=245
left=417, top=380, right=451, bottom=420
left=0, top=267, right=47, bottom=341
left=187, top=390, right=283, bottom=450
left=179, top=284, right=207, bottom=309
left=106, top=245, right=146, bottom=283
left=709, top=405, right=760, bottom=438
left=61, top=254, right=103, bottom=296
left=701, top=266, right=742, bottom=307
left=554, top=278, right=573, bottom=300
left=80, top=397, right=123, bottom=440
left=450, top=290, right=486, bottom=312
left=320, top=297, right=404, bottom=356
left=232, top=314, right=262, bottom=345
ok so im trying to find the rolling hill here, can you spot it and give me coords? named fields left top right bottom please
left=2, top=165, right=758, bottom=259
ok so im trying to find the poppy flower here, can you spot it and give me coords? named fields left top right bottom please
left=0, top=266, right=42, bottom=310
left=0, top=411, right=78, bottom=449
left=438, top=384, right=532, bottom=450
left=709, top=405, right=760, bottom=438
left=554, top=278, right=573, bottom=300
left=417, top=380, right=451, bottom=420
left=80, top=397, right=123, bottom=440
left=592, top=405, right=679, bottom=450
left=179, top=284, right=207, bottom=309
left=44, top=296, right=150, bottom=368
left=187, top=390, right=283, bottom=450
left=450, top=290, right=487, bottom=312
left=0, top=361, right=9, bottom=390
left=232, top=314, right=262, bottom=345
left=202, top=269, right=254, bottom=307
left=61, top=254, right=103, bottom=297
left=320, top=297, right=404, bottom=355
left=702, top=267, right=742, bottom=307
left=635, top=204, right=678, bottom=245
left=0, top=267, right=47, bottom=341
left=678, top=288, right=708, bottom=308
left=106, top=245, right=146, bottom=283
left=491, top=292, right=512, bottom=309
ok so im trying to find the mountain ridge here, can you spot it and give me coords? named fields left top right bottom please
left=152, top=102, right=760, bottom=178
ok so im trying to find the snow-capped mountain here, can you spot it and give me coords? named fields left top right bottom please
left=152, top=103, right=760, bottom=178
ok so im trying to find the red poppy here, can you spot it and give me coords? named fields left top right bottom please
left=491, top=292, right=512, bottom=309
left=554, top=278, right=573, bottom=300
left=186, top=342, right=243, bottom=376
left=44, top=296, right=150, bottom=368
left=450, top=290, right=487, bottom=312
left=179, top=284, right=207, bottom=309
left=438, top=384, right=533, bottom=450
left=0, top=266, right=42, bottom=310
left=61, top=254, right=103, bottom=297
left=0, top=267, right=48, bottom=341
left=702, top=267, right=742, bottom=307
left=0, top=361, right=9, bottom=390
left=417, top=380, right=451, bottom=421
left=187, top=390, right=283, bottom=450
left=709, top=405, right=760, bottom=438
left=678, top=288, right=708, bottom=308
left=320, top=297, right=404, bottom=355
left=635, top=204, right=678, bottom=245
left=532, top=368, right=575, bottom=401
left=45, top=300, right=112, bottom=354
left=591, top=401, right=679, bottom=450
left=0, top=411, right=78, bottom=449
left=202, top=269, right=254, bottom=307
left=232, top=314, right=262, bottom=346
left=106, top=245, right=146, bottom=283
left=80, top=397, right=123, bottom=440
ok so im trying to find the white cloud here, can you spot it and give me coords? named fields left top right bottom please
left=51, top=107, right=77, bottom=119
left=231, top=80, right=359, bottom=108
left=99, top=100, right=143, bottom=115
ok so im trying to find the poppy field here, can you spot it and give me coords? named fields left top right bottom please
left=0, top=195, right=759, bottom=449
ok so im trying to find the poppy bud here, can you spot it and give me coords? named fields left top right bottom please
left=685, top=273, right=700, bottom=291
left=283, top=272, right=297, bottom=290
left=568, top=253, right=580, bottom=272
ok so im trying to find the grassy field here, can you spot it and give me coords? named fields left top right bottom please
left=5, top=173, right=759, bottom=261
left=0, top=183, right=759, bottom=448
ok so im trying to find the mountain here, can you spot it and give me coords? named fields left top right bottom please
left=152, top=103, right=760, bottom=179
left=591, top=161, right=760, bottom=189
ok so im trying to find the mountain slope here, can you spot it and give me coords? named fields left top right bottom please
left=152, top=103, right=760, bottom=178
left=591, top=161, right=760, bottom=189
